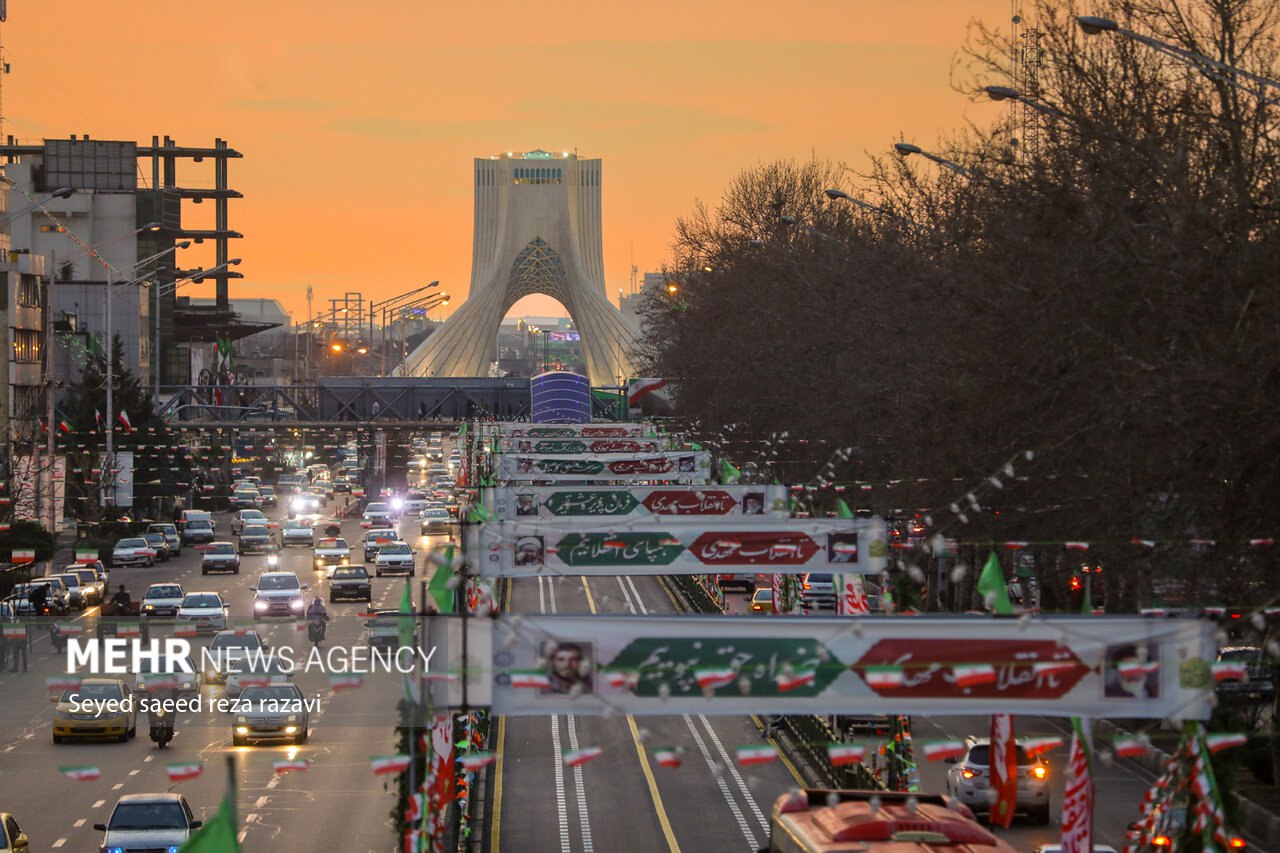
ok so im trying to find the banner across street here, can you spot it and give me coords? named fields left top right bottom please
left=422, top=615, right=1215, bottom=720
left=495, top=450, right=712, bottom=482
left=487, top=484, right=791, bottom=520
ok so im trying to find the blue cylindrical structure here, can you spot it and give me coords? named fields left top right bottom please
left=530, top=371, right=591, bottom=423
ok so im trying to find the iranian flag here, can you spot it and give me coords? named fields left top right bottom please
left=1212, top=663, right=1248, bottom=683
left=1064, top=542, right=1090, bottom=551
left=59, top=765, right=101, bottom=781
left=116, top=623, right=142, bottom=638
left=989, top=714, right=1017, bottom=829
left=775, top=668, right=817, bottom=692
left=1059, top=718, right=1094, bottom=853
left=563, top=746, right=603, bottom=767
left=174, top=624, right=199, bottom=638
left=56, top=623, right=85, bottom=636
left=510, top=671, right=552, bottom=689
left=1034, top=660, right=1078, bottom=679
left=118, top=410, right=132, bottom=433
left=1112, top=738, right=1147, bottom=758
left=46, top=676, right=82, bottom=692
left=827, top=742, right=866, bottom=767
left=370, top=755, right=412, bottom=776
left=862, top=665, right=904, bottom=688
left=604, top=669, right=638, bottom=689
left=459, top=752, right=497, bottom=771
left=1003, top=541, right=1030, bottom=550
left=694, top=667, right=737, bottom=690
left=921, top=740, right=967, bottom=762
left=735, top=745, right=778, bottom=767
left=627, top=378, right=668, bottom=407
left=75, top=548, right=98, bottom=563
left=1205, top=733, right=1247, bottom=754
left=330, top=674, right=364, bottom=692
left=10, top=549, right=34, bottom=564
left=236, top=676, right=272, bottom=689
left=653, top=747, right=683, bottom=768
left=273, top=759, right=310, bottom=774
left=167, top=763, right=203, bottom=782
left=1116, top=659, right=1158, bottom=680
left=953, top=664, right=997, bottom=688
left=1022, top=737, right=1064, bottom=757
left=2, top=624, right=25, bottom=639
left=143, top=676, right=180, bottom=692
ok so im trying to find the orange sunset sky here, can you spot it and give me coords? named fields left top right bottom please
left=3, top=1, right=1017, bottom=323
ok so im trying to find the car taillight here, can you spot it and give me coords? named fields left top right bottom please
left=1228, top=837, right=1247, bottom=850
left=1152, top=835, right=1172, bottom=847
left=1030, top=765, right=1047, bottom=780
left=961, top=769, right=976, bottom=779
left=803, top=581, right=811, bottom=590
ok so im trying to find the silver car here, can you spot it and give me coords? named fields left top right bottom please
left=945, top=738, right=1051, bottom=824
left=176, top=591, right=228, bottom=634
left=204, top=629, right=268, bottom=684
left=112, top=537, right=155, bottom=568
left=281, top=519, right=315, bottom=548
left=232, top=683, right=311, bottom=745
left=141, top=583, right=185, bottom=621
left=52, top=572, right=88, bottom=610
left=94, top=793, right=202, bottom=853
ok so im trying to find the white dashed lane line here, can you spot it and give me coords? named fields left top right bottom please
left=73, top=819, right=85, bottom=827
left=92, top=800, right=105, bottom=808
left=52, top=838, right=66, bottom=848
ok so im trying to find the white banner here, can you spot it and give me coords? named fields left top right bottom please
left=835, top=573, right=871, bottom=615
left=478, top=423, right=654, bottom=439
left=471, top=615, right=1214, bottom=719
left=496, top=436, right=671, bottom=454
left=469, top=517, right=889, bottom=578
left=489, top=485, right=790, bottom=521
left=495, top=451, right=712, bottom=483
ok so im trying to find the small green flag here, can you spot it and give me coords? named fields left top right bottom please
left=398, top=580, right=415, bottom=651
left=976, top=552, right=1015, bottom=615
left=178, top=795, right=239, bottom=852
left=720, top=459, right=741, bottom=484
left=467, top=504, right=494, bottom=523
left=836, top=498, right=854, bottom=519
left=428, top=545, right=455, bottom=613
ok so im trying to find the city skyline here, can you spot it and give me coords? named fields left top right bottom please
left=3, top=1, right=1008, bottom=323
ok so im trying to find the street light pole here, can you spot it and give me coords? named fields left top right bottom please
left=893, top=142, right=974, bottom=179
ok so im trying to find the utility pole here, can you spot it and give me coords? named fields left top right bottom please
left=45, top=252, right=57, bottom=534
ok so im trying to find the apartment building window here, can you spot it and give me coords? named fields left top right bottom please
left=12, top=328, right=41, bottom=363
left=16, top=274, right=41, bottom=308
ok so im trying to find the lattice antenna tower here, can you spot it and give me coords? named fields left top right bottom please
left=1009, top=1, right=1022, bottom=157
left=1012, top=3, right=1046, bottom=161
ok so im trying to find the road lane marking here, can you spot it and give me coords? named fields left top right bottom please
left=565, top=713, right=595, bottom=852
left=550, top=714, right=572, bottom=853
left=92, top=800, right=105, bottom=808
left=682, top=714, right=757, bottom=847
left=129, top=769, right=140, bottom=776
left=628, top=714, right=683, bottom=853
left=112, top=783, right=123, bottom=790
left=143, top=755, right=153, bottom=762
left=490, top=714, right=506, bottom=853
left=697, top=714, right=769, bottom=833
left=238, top=829, right=249, bottom=843
left=52, top=838, right=66, bottom=848
left=73, top=819, right=85, bottom=827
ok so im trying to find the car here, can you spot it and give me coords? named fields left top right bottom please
left=1216, top=646, right=1273, bottom=697
left=946, top=738, right=1051, bottom=824
left=112, top=537, right=155, bottom=568
left=365, top=609, right=404, bottom=650
left=313, top=537, right=351, bottom=574
left=362, top=501, right=395, bottom=526
left=134, top=654, right=200, bottom=695
left=800, top=572, right=836, bottom=611
left=363, top=528, right=398, bottom=561
left=330, top=565, right=373, bottom=602
left=420, top=507, right=452, bottom=535
left=232, top=683, right=311, bottom=745
left=146, top=522, right=182, bottom=557
left=257, top=484, right=278, bottom=508
left=238, top=524, right=274, bottom=554
left=716, top=573, right=757, bottom=592
left=251, top=571, right=308, bottom=619
left=50, top=677, right=136, bottom=743
left=224, top=654, right=294, bottom=700
left=201, top=541, right=241, bottom=575
left=176, top=591, right=228, bottom=634
left=315, top=481, right=335, bottom=501
left=751, top=587, right=775, bottom=613
left=375, top=542, right=415, bottom=577
left=332, top=477, right=353, bottom=494
left=5, top=582, right=67, bottom=618
left=141, top=583, right=185, bottom=621
left=228, top=488, right=263, bottom=511
left=1034, top=846, right=1118, bottom=853
left=289, top=491, right=322, bottom=518
left=281, top=518, right=315, bottom=548
left=93, top=793, right=202, bottom=853
left=204, top=629, right=268, bottom=683
left=231, top=509, right=269, bottom=535
left=52, top=572, right=89, bottom=610
left=142, top=532, right=172, bottom=562
left=0, top=812, right=29, bottom=851
left=181, top=508, right=215, bottom=530
left=69, top=566, right=105, bottom=605
left=1127, top=802, right=1247, bottom=851
left=181, top=518, right=216, bottom=545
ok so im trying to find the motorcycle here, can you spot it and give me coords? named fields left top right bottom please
left=150, top=717, right=174, bottom=749
left=307, top=618, right=326, bottom=648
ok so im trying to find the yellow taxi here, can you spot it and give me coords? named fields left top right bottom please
left=51, top=678, right=137, bottom=743
left=751, top=588, right=775, bottom=614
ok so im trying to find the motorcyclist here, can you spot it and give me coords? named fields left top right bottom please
left=305, top=597, right=329, bottom=644
left=148, top=688, right=176, bottom=748
left=109, top=584, right=132, bottom=614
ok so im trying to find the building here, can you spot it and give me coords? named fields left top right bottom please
left=403, top=150, right=638, bottom=385
left=185, top=298, right=289, bottom=383
left=619, top=272, right=670, bottom=326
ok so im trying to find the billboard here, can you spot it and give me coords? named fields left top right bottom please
left=495, top=451, right=712, bottom=483
left=426, top=615, right=1214, bottom=719
left=497, top=437, right=668, bottom=455
left=469, top=517, right=889, bottom=578
left=489, top=485, right=790, bottom=521
left=478, top=423, right=655, bottom=439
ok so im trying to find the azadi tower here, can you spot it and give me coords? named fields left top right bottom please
left=402, top=150, right=638, bottom=385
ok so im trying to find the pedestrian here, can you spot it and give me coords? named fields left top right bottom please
left=9, top=622, right=28, bottom=672
left=762, top=714, right=783, bottom=738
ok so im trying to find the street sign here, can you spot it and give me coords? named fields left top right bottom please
left=470, top=517, right=890, bottom=578
left=462, top=615, right=1215, bottom=719
left=490, top=485, right=789, bottom=520
left=495, top=451, right=712, bottom=482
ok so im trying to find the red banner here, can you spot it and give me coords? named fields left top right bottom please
left=989, top=714, right=1017, bottom=828
left=1060, top=718, right=1094, bottom=853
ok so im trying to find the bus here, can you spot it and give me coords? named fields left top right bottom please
left=765, top=789, right=1021, bottom=853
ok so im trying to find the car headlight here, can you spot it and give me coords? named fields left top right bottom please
left=143, top=604, right=154, bottom=611
left=255, top=600, right=268, bottom=611
left=284, top=725, right=298, bottom=734
left=235, top=725, right=249, bottom=734
left=315, top=557, right=324, bottom=565
left=291, top=599, right=304, bottom=610
left=106, top=847, right=125, bottom=853
left=340, top=558, right=349, bottom=565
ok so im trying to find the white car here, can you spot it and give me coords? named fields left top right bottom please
left=176, top=591, right=228, bottom=634
left=375, top=542, right=415, bottom=577
left=134, top=654, right=200, bottom=694
left=231, top=509, right=269, bottom=535
left=140, top=583, right=185, bottom=621
left=281, top=518, right=315, bottom=547
left=289, top=492, right=322, bottom=518
left=363, top=528, right=398, bottom=561
left=112, top=537, right=156, bottom=567
left=363, top=501, right=394, bottom=526
left=204, top=629, right=268, bottom=684
left=224, top=654, right=294, bottom=699
left=94, top=794, right=201, bottom=853
left=251, top=572, right=308, bottom=619
left=313, top=537, right=352, bottom=576
left=420, top=507, right=452, bottom=535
